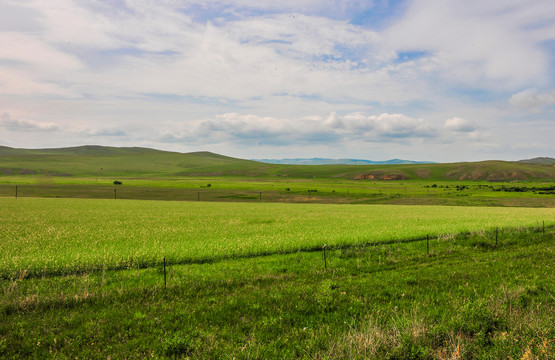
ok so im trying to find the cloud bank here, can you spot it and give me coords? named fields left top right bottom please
left=0, top=0, right=553, bottom=161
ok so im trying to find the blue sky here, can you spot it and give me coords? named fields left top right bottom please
left=0, top=0, right=554, bottom=162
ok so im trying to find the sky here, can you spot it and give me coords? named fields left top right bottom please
left=0, top=0, right=554, bottom=162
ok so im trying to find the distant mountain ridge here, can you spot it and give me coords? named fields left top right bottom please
left=253, top=158, right=435, bottom=165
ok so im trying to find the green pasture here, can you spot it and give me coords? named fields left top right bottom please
left=0, top=176, right=553, bottom=207
left=1, top=147, right=554, bottom=358
left=1, top=145, right=553, bottom=207
left=1, top=224, right=553, bottom=359
left=1, top=198, right=553, bottom=277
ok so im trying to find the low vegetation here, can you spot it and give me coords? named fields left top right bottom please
left=1, top=198, right=552, bottom=278
left=1, top=145, right=554, bottom=181
left=1, top=223, right=553, bottom=358
left=0, top=146, right=553, bottom=358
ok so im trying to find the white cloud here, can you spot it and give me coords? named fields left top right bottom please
left=370, top=113, right=435, bottom=138
left=509, top=89, right=555, bottom=112
left=384, top=0, right=553, bottom=88
left=158, top=111, right=437, bottom=146
left=444, top=117, right=477, bottom=133
left=1, top=112, right=60, bottom=132
left=0, top=68, right=78, bottom=97
left=24, top=0, right=121, bottom=48
left=226, top=13, right=380, bottom=60
left=324, top=112, right=436, bottom=138
left=0, top=1, right=43, bottom=32
left=0, top=1, right=552, bottom=161
left=0, top=32, right=83, bottom=72
left=173, top=0, right=372, bottom=20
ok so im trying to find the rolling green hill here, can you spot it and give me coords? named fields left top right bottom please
left=0, top=145, right=273, bottom=178
left=0, top=145, right=554, bottom=181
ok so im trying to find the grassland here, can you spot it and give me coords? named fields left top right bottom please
left=1, top=219, right=553, bottom=359
left=1, top=146, right=554, bottom=358
left=1, top=145, right=553, bottom=208
left=1, top=177, right=554, bottom=208
left=1, top=198, right=553, bottom=279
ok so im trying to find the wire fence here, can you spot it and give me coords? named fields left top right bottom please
left=1, top=223, right=551, bottom=283
left=0, top=183, right=373, bottom=204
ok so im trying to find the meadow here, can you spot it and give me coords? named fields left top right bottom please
left=0, top=176, right=554, bottom=208
left=1, top=147, right=554, bottom=358
left=1, top=215, right=553, bottom=359
left=1, top=198, right=553, bottom=278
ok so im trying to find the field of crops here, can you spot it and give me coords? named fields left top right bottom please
left=1, top=197, right=553, bottom=277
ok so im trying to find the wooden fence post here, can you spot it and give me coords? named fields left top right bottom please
left=163, top=257, right=167, bottom=289
left=323, top=244, right=327, bottom=270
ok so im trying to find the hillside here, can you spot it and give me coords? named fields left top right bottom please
left=519, top=157, right=555, bottom=165
left=0, top=145, right=554, bottom=181
left=0, top=145, right=272, bottom=177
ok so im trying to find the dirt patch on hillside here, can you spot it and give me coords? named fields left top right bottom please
left=486, top=171, right=527, bottom=181
left=415, top=169, right=431, bottom=178
left=383, top=174, right=408, bottom=180
left=452, top=170, right=529, bottom=181
left=354, top=174, right=377, bottom=180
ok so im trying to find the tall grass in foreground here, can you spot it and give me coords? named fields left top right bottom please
left=1, top=198, right=553, bottom=277
left=0, top=227, right=553, bottom=359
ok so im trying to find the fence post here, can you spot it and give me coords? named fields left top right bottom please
left=114, top=189, right=117, bottom=200
left=322, top=244, right=327, bottom=270
left=259, top=192, right=262, bottom=201
left=15, top=185, right=18, bottom=198
left=163, top=257, right=167, bottom=289
left=198, top=192, right=200, bottom=201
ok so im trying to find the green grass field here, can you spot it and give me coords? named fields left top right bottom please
left=1, top=176, right=554, bottom=208
left=1, top=147, right=554, bottom=358
left=1, top=145, right=553, bottom=207
left=1, top=219, right=553, bottom=359
left=1, top=198, right=553, bottom=278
